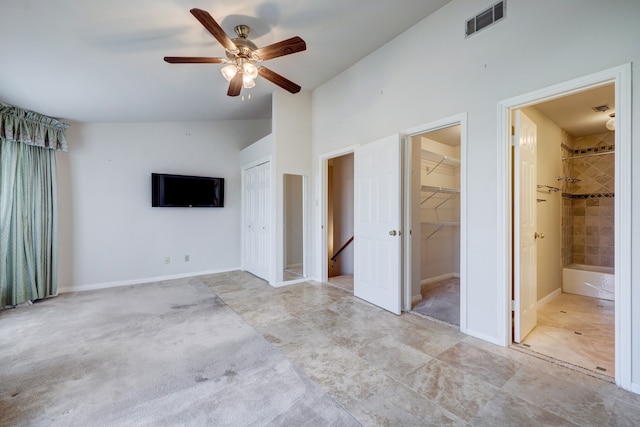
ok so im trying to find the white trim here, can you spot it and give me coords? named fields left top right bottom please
left=536, top=288, right=561, bottom=309
left=318, top=145, right=358, bottom=284
left=420, top=273, right=459, bottom=286
left=57, top=267, right=240, bottom=293
left=466, top=329, right=501, bottom=346
left=401, top=112, right=468, bottom=332
left=497, top=63, right=632, bottom=391
left=631, top=383, right=640, bottom=395
left=285, top=263, right=303, bottom=270
left=271, top=278, right=309, bottom=287
left=411, top=294, right=422, bottom=305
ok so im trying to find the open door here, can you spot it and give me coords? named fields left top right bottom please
left=354, top=134, right=402, bottom=315
left=514, top=111, right=538, bottom=342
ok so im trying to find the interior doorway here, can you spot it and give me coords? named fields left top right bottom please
left=511, top=85, right=616, bottom=377
left=408, top=125, right=462, bottom=326
left=499, top=64, right=632, bottom=389
left=326, top=153, right=354, bottom=292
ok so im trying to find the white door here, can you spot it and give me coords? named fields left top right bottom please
left=514, top=111, right=538, bottom=342
left=354, top=134, right=402, bottom=315
left=243, top=161, right=270, bottom=281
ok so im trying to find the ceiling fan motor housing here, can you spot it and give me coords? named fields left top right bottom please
left=227, top=25, right=258, bottom=60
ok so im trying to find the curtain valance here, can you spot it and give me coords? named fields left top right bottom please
left=0, top=102, right=69, bottom=152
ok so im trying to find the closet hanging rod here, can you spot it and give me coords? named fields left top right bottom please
left=562, top=150, right=614, bottom=160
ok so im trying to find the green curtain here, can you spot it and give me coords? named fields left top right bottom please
left=0, top=103, right=68, bottom=306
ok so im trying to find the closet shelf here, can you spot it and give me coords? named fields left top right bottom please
left=421, top=150, right=460, bottom=175
left=420, top=222, right=460, bottom=240
left=420, top=185, right=459, bottom=207
left=421, top=185, right=459, bottom=194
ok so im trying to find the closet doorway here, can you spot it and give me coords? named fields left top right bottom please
left=408, top=123, right=463, bottom=326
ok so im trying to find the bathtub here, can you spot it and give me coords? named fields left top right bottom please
left=562, top=263, right=614, bottom=301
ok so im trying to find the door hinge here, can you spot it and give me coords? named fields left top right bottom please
left=510, top=300, right=515, bottom=311
left=511, top=125, right=515, bottom=136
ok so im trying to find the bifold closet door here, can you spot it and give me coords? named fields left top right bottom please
left=243, top=161, right=271, bottom=281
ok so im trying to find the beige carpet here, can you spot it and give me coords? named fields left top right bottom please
left=0, top=276, right=360, bottom=426
left=412, top=277, right=460, bottom=326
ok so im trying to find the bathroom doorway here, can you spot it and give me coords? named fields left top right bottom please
left=512, top=84, right=616, bottom=377
left=500, top=65, right=633, bottom=389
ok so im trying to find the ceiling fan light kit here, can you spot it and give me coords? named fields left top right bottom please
left=163, top=9, right=306, bottom=97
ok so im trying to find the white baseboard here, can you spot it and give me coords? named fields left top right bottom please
left=271, top=278, right=309, bottom=287
left=420, top=272, right=459, bottom=287
left=56, top=267, right=241, bottom=294
left=537, top=287, right=561, bottom=309
left=465, top=329, right=502, bottom=346
left=631, top=382, right=640, bottom=395
left=285, top=263, right=303, bottom=270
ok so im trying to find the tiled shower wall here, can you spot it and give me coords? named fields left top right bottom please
left=561, top=131, right=615, bottom=268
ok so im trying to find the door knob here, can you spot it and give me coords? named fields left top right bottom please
left=389, top=230, right=397, bottom=236
left=534, top=232, right=545, bottom=239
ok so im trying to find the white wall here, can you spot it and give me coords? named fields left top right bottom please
left=273, top=91, right=312, bottom=283
left=57, top=119, right=270, bottom=291
left=310, top=0, right=640, bottom=386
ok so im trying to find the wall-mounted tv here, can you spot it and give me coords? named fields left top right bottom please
left=152, top=173, right=224, bottom=207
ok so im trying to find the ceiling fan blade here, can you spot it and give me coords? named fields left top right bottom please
left=190, top=8, right=236, bottom=52
left=164, top=56, right=226, bottom=64
left=258, top=66, right=301, bottom=93
left=227, top=73, right=243, bottom=97
left=254, top=37, right=306, bottom=61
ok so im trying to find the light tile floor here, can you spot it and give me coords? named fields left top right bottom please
left=521, top=292, right=615, bottom=377
left=201, top=271, right=640, bottom=426
left=327, top=274, right=354, bottom=292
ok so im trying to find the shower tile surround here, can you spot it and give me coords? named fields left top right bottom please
left=561, top=131, right=615, bottom=268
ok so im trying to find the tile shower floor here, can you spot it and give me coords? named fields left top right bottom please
left=520, top=292, right=615, bottom=377
left=202, top=272, right=639, bottom=426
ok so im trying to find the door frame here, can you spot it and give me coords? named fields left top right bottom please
left=318, top=145, right=358, bottom=284
left=402, top=113, right=468, bottom=330
left=497, top=64, right=632, bottom=389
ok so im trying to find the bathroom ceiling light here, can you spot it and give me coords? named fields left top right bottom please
left=606, top=113, right=615, bottom=131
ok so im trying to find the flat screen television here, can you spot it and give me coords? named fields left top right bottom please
left=152, top=173, right=224, bottom=207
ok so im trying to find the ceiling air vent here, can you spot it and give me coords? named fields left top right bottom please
left=466, top=1, right=506, bottom=37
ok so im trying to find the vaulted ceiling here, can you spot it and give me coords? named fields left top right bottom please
left=0, top=0, right=452, bottom=122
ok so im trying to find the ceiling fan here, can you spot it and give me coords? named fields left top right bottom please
left=164, top=8, right=306, bottom=97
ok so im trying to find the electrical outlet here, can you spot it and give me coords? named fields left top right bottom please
left=164, top=257, right=170, bottom=264
left=185, top=255, right=190, bottom=262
